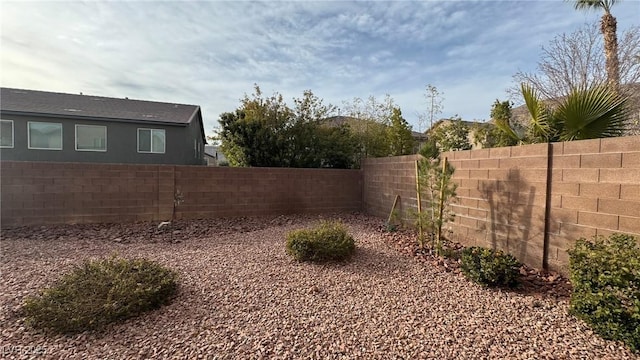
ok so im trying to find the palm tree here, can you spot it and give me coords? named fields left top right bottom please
left=573, top=0, right=621, bottom=91
left=554, top=85, right=629, bottom=140
left=498, top=83, right=630, bottom=143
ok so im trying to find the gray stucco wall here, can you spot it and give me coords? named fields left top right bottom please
left=0, top=114, right=205, bottom=165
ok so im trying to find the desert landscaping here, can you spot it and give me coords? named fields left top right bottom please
left=1, top=213, right=635, bottom=359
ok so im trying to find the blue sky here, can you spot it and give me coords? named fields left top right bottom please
left=2, top=1, right=639, bottom=137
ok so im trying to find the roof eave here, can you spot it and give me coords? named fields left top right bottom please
left=189, top=106, right=207, bottom=144
left=0, top=110, right=189, bottom=127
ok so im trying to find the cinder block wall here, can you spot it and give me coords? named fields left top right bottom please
left=174, top=166, right=362, bottom=219
left=0, top=161, right=362, bottom=227
left=0, top=162, right=167, bottom=226
left=363, top=135, right=640, bottom=273
left=362, top=155, right=422, bottom=223
left=546, top=136, right=640, bottom=272
left=442, top=144, right=550, bottom=269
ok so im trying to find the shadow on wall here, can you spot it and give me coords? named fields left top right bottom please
left=398, top=195, right=418, bottom=229
left=479, top=169, right=544, bottom=264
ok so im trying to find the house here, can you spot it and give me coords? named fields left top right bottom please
left=411, top=130, right=428, bottom=151
left=204, top=145, right=228, bottom=166
left=0, top=87, right=207, bottom=165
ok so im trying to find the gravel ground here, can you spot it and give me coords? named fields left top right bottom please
left=0, top=213, right=636, bottom=359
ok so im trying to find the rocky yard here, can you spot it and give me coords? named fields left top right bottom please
left=0, top=213, right=636, bottom=359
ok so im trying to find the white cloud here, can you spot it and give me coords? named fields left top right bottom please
left=2, top=0, right=639, bottom=136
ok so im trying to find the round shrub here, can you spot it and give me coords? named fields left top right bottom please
left=22, top=256, right=178, bottom=334
left=568, top=233, right=640, bottom=352
left=286, top=221, right=355, bottom=262
left=460, top=246, right=521, bottom=287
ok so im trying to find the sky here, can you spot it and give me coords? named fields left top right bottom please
left=2, top=0, right=639, bottom=138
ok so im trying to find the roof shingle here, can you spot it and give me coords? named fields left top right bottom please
left=0, top=87, right=200, bottom=125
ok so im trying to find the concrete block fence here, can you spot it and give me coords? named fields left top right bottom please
left=2, top=135, right=639, bottom=273
left=0, top=162, right=362, bottom=227
left=363, top=135, right=640, bottom=274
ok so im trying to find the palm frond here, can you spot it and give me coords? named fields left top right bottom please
left=555, top=85, right=630, bottom=141
left=573, top=0, right=617, bottom=13
left=493, top=118, right=521, bottom=143
left=521, top=83, right=553, bottom=142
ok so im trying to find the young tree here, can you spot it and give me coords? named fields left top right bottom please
left=415, top=153, right=457, bottom=254
left=387, top=107, right=416, bottom=156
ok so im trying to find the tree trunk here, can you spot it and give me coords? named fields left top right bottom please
left=601, top=12, right=620, bottom=92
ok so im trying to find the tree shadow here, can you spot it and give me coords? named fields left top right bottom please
left=479, top=169, right=544, bottom=265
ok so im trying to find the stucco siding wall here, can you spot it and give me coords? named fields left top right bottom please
left=0, top=114, right=203, bottom=165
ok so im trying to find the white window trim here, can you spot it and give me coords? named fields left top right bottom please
left=137, top=128, right=166, bottom=154
left=27, top=121, right=63, bottom=150
left=0, top=119, right=14, bottom=148
left=75, top=124, right=107, bottom=152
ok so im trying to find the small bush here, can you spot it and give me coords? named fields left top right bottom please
left=441, top=247, right=460, bottom=260
left=568, top=233, right=640, bottom=352
left=385, top=223, right=398, bottom=232
left=460, top=247, right=521, bottom=287
left=23, top=256, right=178, bottom=334
left=286, top=221, right=355, bottom=262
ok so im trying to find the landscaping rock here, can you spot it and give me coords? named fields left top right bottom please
left=0, top=213, right=633, bottom=359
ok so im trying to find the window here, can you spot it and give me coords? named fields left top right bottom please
left=194, top=139, right=201, bottom=158
left=28, top=122, right=62, bottom=150
left=75, top=125, right=107, bottom=151
left=137, top=128, right=165, bottom=153
left=0, top=120, right=13, bottom=148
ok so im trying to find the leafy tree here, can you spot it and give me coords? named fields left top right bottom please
left=429, top=117, right=472, bottom=152
left=315, top=125, right=359, bottom=169
left=218, top=87, right=291, bottom=167
left=573, top=0, right=622, bottom=91
left=358, top=121, right=390, bottom=158
left=341, top=95, right=396, bottom=158
left=288, top=90, right=336, bottom=168
left=218, top=85, right=358, bottom=168
left=473, top=100, right=520, bottom=148
left=387, top=107, right=416, bottom=156
left=341, top=94, right=395, bottom=126
left=500, top=83, right=630, bottom=143
left=510, top=22, right=640, bottom=102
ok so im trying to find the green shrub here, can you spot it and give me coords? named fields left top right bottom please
left=23, top=256, right=178, bottom=334
left=568, top=233, right=640, bottom=352
left=286, top=221, right=355, bottom=262
left=385, top=223, right=398, bottom=232
left=441, top=247, right=460, bottom=260
left=460, top=246, right=521, bottom=287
